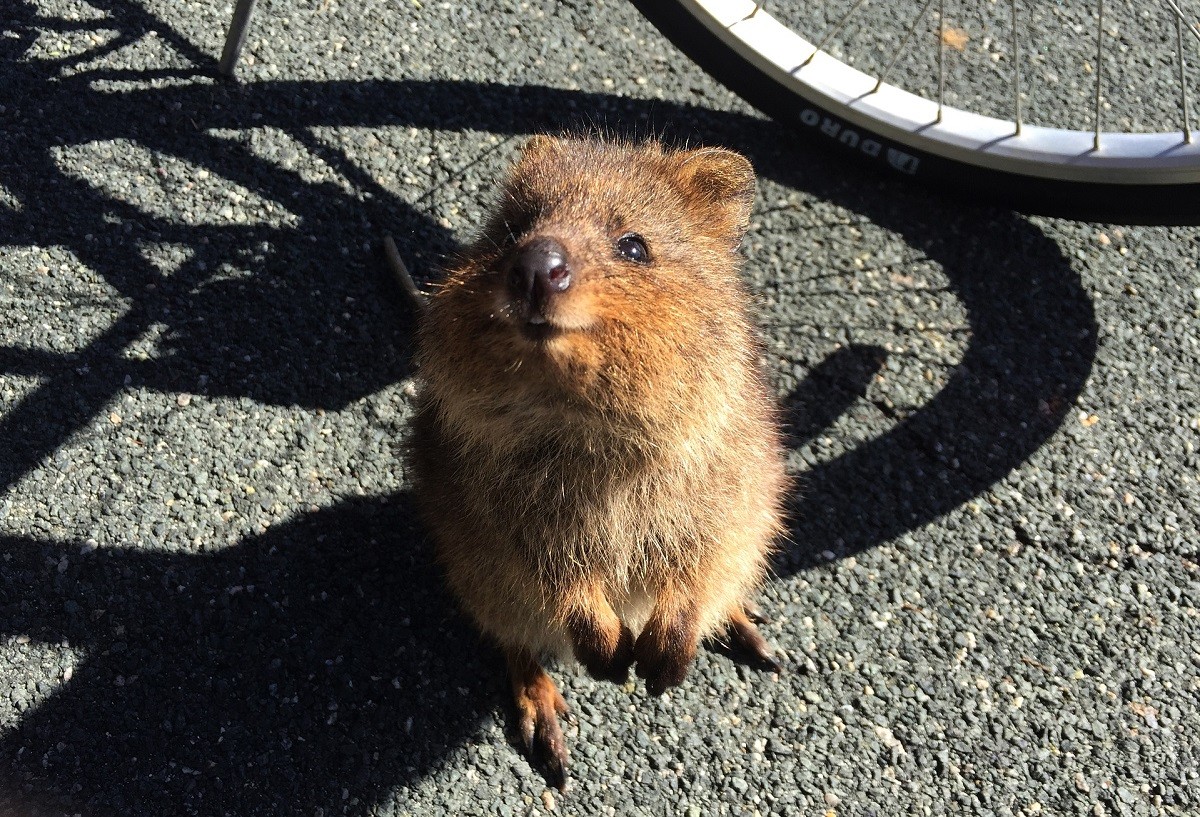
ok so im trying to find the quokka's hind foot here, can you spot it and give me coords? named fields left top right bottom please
left=726, top=605, right=783, bottom=673
left=506, top=647, right=571, bottom=790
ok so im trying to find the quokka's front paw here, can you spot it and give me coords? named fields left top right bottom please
left=633, top=614, right=698, bottom=696
left=572, top=622, right=635, bottom=683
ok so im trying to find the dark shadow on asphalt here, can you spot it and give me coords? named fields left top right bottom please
left=776, top=206, right=1099, bottom=569
left=0, top=496, right=499, bottom=816
left=1, top=0, right=1096, bottom=810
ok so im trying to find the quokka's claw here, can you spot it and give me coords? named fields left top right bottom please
left=728, top=606, right=784, bottom=673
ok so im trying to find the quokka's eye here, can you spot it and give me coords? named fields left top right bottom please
left=615, top=233, right=650, bottom=264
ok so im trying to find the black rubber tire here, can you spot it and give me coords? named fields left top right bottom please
left=631, top=0, right=1200, bottom=225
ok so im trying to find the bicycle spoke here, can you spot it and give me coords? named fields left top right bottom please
left=874, top=0, right=938, bottom=94
left=1163, top=0, right=1200, bottom=47
left=1163, top=0, right=1197, bottom=142
left=1093, top=0, right=1104, bottom=151
left=1181, top=11, right=1193, bottom=142
left=937, top=0, right=946, bottom=123
left=800, top=0, right=871, bottom=69
left=1012, top=0, right=1022, bottom=135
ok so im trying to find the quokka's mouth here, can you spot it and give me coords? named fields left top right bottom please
left=520, top=316, right=564, bottom=342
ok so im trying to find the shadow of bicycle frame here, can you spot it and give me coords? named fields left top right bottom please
left=1, top=1, right=1097, bottom=813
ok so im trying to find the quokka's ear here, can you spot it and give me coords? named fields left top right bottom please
left=514, top=134, right=565, bottom=171
left=673, top=148, right=757, bottom=248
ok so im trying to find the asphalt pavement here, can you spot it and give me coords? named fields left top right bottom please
left=1, top=1, right=1198, bottom=815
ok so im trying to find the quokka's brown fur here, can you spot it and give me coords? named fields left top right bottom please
left=408, top=135, right=787, bottom=786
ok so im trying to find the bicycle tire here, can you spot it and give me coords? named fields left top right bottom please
left=631, top=0, right=1200, bottom=225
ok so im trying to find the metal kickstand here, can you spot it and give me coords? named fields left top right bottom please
left=218, top=0, right=259, bottom=77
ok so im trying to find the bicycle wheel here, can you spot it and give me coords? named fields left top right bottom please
left=631, top=0, right=1200, bottom=224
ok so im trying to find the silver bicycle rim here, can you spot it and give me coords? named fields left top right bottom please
left=680, top=0, right=1200, bottom=184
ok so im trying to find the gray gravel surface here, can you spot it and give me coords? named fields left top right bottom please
left=2, top=1, right=1199, bottom=815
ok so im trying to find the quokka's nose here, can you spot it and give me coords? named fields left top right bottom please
left=509, top=237, right=572, bottom=308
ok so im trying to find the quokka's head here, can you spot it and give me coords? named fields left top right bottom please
left=423, top=136, right=759, bottom=413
